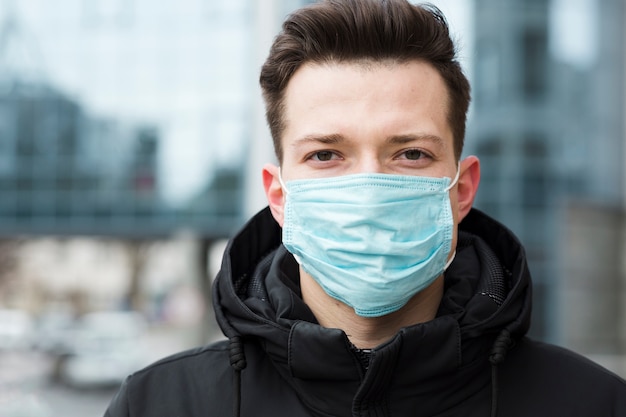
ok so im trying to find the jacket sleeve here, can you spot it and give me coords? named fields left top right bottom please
left=103, top=378, right=131, bottom=417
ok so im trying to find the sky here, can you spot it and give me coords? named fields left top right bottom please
left=550, top=0, right=598, bottom=68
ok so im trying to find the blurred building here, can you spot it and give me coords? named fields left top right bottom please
left=0, top=81, right=164, bottom=236
left=0, top=1, right=250, bottom=330
left=0, top=1, right=244, bottom=239
left=468, top=0, right=625, bottom=371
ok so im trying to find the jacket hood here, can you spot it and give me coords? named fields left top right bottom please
left=212, top=207, right=532, bottom=416
left=214, top=207, right=531, bottom=343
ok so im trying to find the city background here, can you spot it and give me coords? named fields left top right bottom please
left=0, top=0, right=624, bottom=415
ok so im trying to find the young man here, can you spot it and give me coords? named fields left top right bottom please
left=105, top=1, right=626, bottom=416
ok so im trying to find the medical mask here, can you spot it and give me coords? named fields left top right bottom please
left=280, top=168, right=459, bottom=317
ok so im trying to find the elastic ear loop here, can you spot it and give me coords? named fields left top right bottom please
left=445, top=164, right=461, bottom=191
left=278, top=167, right=289, bottom=195
left=444, top=251, right=456, bottom=271
left=443, top=163, right=461, bottom=270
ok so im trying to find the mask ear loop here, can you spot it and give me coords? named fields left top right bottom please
left=445, top=164, right=461, bottom=192
left=443, top=162, right=461, bottom=271
left=444, top=251, right=456, bottom=271
left=278, top=167, right=290, bottom=195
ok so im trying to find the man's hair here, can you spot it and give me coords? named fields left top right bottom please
left=259, top=0, right=470, bottom=162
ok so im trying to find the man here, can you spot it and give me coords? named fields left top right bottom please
left=104, top=1, right=626, bottom=416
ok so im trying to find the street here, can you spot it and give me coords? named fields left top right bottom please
left=1, top=349, right=116, bottom=417
left=0, top=324, right=216, bottom=417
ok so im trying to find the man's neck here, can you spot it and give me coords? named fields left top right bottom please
left=300, top=270, right=444, bottom=349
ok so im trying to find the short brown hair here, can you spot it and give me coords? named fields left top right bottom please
left=259, top=0, right=470, bottom=162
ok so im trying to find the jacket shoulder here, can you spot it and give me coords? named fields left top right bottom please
left=137, top=338, right=231, bottom=375
left=498, top=337, right=626, bottom=416
left=104, top=339, right=234, bottom=417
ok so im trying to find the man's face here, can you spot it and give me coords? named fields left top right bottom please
left=262, top=59, right=480, bottom=317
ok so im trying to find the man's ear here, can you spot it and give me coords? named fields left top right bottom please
left=262, top=163, right=285, bottom=226
left=456, top=156, right=480, bottom=222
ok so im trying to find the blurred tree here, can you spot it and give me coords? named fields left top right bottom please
left=0, top=239, right=21, bottom=306
left=125, top=240, right=149, bottom=312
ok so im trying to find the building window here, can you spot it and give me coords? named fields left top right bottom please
left=521, top=26, right=548, bottom=100
left=521, top=136, right=547, bottom=208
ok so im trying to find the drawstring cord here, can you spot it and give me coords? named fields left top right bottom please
left=229, top=336, right=247, bottom=417
left=488, top=329, right=513, bottom=417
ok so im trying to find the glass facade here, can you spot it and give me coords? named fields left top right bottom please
left=468, top=0, right=625, bottom=347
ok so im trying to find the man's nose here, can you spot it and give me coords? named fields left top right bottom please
left=355, top=155, right=384, bottom=174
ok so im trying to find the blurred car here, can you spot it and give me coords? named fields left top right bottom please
left=34, top=310, right=76, bottom=355
left=58, top=311, right=149, bottom=388
left=2, top=393, right=52, bottom=417
left=0, top=309, right=35, bottom=350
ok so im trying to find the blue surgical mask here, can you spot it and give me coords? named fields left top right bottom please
left=280, top=168, right=459, bottom=318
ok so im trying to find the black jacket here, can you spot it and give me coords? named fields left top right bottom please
left=104, top=208, right=626, bottom=417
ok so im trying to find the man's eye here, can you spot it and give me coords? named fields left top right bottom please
left=312, top=151, right=335, bottom=161
left=403, top=149, right=424, bottom=160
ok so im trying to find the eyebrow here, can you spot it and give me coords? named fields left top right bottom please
left=292, top=133, right=345, bottom=146
left=291, top=132, right=446, bottom=150
left=386, top=133, right=446, bottom=151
